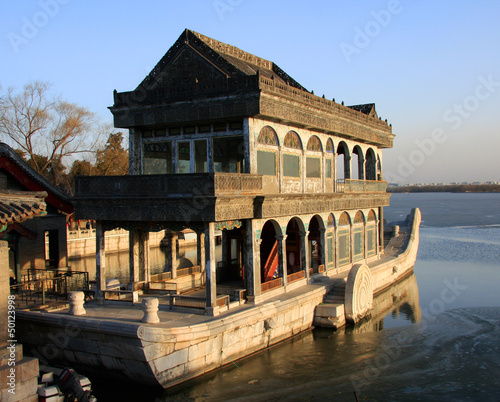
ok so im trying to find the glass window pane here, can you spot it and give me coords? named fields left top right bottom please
left=306, top=157, right=321, bottom=178
left=177, top=141, right=190, bottom=173
left=257, top=151, right=276, bottom=175
left=194, top=140, right=207, bottom=173
left=143, top=141, right=172, bottom=174
left=326, top=158, right=332, bottom=178
left=338, top=229, right=350, bottom=266
left=283, top=154, right=300, bottom=177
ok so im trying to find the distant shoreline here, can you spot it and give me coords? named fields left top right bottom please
left=387, top=184, right=500, bottom=193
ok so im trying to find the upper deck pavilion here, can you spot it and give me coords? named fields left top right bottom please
left=109, top=29, right=394, bottom=149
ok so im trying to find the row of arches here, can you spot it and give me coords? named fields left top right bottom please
left=257, top=126, right=381, bottom=181
left=258, top=210, right=379, bottom=290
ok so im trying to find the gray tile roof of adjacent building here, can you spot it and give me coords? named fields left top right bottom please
left=0, top=190, right=47, bottom=227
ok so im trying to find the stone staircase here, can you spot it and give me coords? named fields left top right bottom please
left=313, top=278, right=347, bottom=329
left=323, top=280, right=346, bottom=304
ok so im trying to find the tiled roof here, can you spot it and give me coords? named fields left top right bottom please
left=0, top=143, right=73, bottom=214
left=140, top=29, right=309, bottom=92
left=0, top=191, right=47, bottom=229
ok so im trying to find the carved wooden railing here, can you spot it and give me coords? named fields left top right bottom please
left=75, top=173, right=263, bottom=199
left=287, top=270, right=305, bottom=283
left=261, top=277, right=283, bottom=293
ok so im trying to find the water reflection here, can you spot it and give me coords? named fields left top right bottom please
left=315, top=271, right=421, bottom=338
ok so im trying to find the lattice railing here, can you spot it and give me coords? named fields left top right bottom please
left=287, top=270, right=305, bottom=283
left=261, top=277, right=283, bottom=293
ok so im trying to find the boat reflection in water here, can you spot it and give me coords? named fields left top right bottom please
left=347, top=270, right=421, bottom=334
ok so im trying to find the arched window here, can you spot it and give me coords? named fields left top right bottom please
left=257, top=126, right=278, bottom=175
left=327, top=213, right=336, bottom=228
left=260, top=220, right=282, bottom=286
left=354, top=211, right=365, bottom=224
left=366, top=210, right=377, bottom=257
left=352, top=145, right=364, bottom=180
left=336, top=141, right=350, bottom=180
left=284, top=131, right=302, bottom=149
left=326, top=213, right=336, bottom=270
left=353, top=211, right=365, bottom=261
left=283, top=131, right=302, bottom=178
left=286, top=217, right=306, bottom=280
left=325, top=139, right=334, bottom=180
left=338, top=212, right=351, bottom=266
left=306, top=136, right=322, bottom=178
left=326, top=139, right=334, bottom=153
left=306, top=135, right=323, bottom=152
left=308, top=215, right=324, bottom=273
left=257, top=126, right=279, bottom=146
left=365, top=148, right=377, bottom=181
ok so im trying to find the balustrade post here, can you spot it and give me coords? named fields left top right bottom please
left=68, top=291, right=86, bottom=315
left=141, top=297, right=160, bottom=323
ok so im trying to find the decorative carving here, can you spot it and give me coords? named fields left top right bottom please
left=257, top=126, right=279, bottom=146
left=345, top=264, right=373, bottom=323
left=214, top=220, right=242, bottom=231
left=306, top=135, right=323, bottom=152
left=284, top=131, right=302, bottom=149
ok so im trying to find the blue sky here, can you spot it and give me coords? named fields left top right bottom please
left=2, top=0, right=499, bottom=184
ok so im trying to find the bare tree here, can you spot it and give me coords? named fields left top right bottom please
left=0, top=81, right=102, bottom=185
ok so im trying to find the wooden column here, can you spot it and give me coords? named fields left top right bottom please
left=204, top=222, right=217, bottom=309
left=95, top=221, right=106, bottom=303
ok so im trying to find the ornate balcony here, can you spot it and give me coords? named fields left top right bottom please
left=336, top=179, right=388, bottom=193
left=75, top=173, right=264, bottom=199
